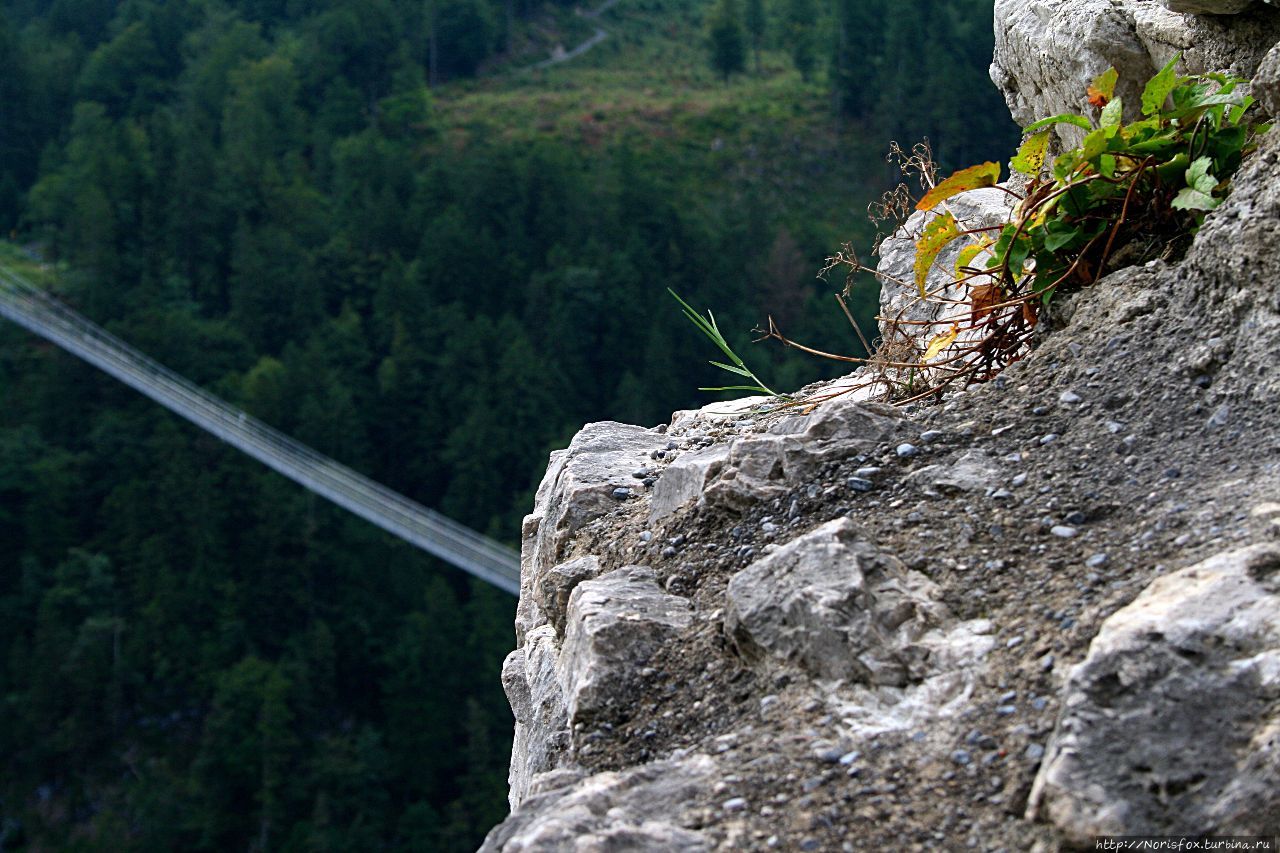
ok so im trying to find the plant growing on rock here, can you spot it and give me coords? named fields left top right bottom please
left=681, top=55, right=1271, bottom=405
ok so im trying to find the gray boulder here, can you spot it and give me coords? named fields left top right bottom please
left=905, top=449, right=1001, bottom=495
left=502, top=626, right=572, bottom=808
left=518, top=422, right=670, bottom=640
left=558, top=566, right=694, bottom=726
left=724, top=518, right=948, bottom=686
left=1028, top=544, right=1280, bottom=843
left=481, top=755, right=717, bottom=852
left=701, top=397, right=903, bottom=512
left=1255, top=38, right=1280, bottom=115
left=877, top=186, right=1016, bottom=351
left=648, top=444, right=729, bottom=523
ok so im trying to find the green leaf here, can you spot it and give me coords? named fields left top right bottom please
left=1011, top=131, right=1051, bottom=176
left=913, top=212, right=961, bottom=297
left=1099, top=96, right=1124, bottom=128
left=1098, top=154, right=1117, bottom=178
left=916, top=162, right=1002, bottom=211
left=1185, top=155, right=1218, bottom=194
left=1023, top=113, right=1093, bottom=134
left=1079, top=127, right=1110, bottom=162
left=1142, top=53, right=1181, bottom=116
left=1171, top=188, right=1220, bottom=211
left=1043, top=226, right=1082, bottom=252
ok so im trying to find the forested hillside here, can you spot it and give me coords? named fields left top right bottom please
left=0, top=0, right=1013, bottom=848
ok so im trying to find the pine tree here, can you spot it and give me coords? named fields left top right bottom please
left=744, top=0, right=765, bottom=74
left=707, top=0, right=746, bottom=82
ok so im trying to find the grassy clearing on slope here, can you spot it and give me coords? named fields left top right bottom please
left=0, top=240, right=64, bottom=289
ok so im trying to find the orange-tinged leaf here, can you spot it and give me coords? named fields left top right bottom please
left=1023, top=300, right=1038, bottom=327
left=921, top=325, right=959, bottom=363
left=916, top=162, right=1002, bottom=211
left=1087, top=67, right=1118, bottom=107
left=970, top=283, right=1001, bottom=323
left=913, top=212, right=961, bottom=297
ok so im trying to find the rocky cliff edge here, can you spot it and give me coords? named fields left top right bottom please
left=483, top=2, right=1280, bottom=849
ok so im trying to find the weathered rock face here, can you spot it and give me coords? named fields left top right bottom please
left=726, top=518, right=950, bottom=686
left=485, top=4, right=1280, bottom=849
left=1028, top=544, right=1280, bottom=842
left=992, top=0, right=1280, bottom=144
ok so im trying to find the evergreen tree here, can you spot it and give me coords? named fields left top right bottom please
left=784, top=0, right=817, bottom=82
left=707, top=0, right=746, bottom=82
left=744, top=0, right=765, bottom=74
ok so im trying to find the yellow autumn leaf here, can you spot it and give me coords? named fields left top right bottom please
left=1010, top=130, right=1050, bottom=177
left=913, top=212, right=961, bottom=297
left=954, top=239, right=991, bottom=276
left=916, top=162, right=1002, bottom=212
left=921, top=325, right=959, bottom=363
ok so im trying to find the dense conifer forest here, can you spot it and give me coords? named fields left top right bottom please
left=0, top=0, right=1013, bottom=847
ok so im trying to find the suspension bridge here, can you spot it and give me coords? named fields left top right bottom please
left=0, top=262, right=522, bottom=596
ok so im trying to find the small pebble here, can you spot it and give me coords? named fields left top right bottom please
left=995, top=705, right=1017, bottom=717
left=632, top=468, right=650, bottom=479
left=1064, top=511, right=1087, bottom=525
left=897, top=443, right=920, bottom=458
left=847, top=477, right=874, bottom=493
left=1050, top=525, right=1078, bottom=539
left=1059, top=390, right=1082, bottom=405
left=1032, top=405, right=1049, bottom=416
left=950, top=749, right=972, bottom=766
left=723, top=797, right=747, bottom=812
left=661, top=546, right=678, bottom=558
left=1031, top=696, right=1050, bottom=711
left=639, top=531, right=653, bottom=542
left=1025, top=743, right=1046, bottom=762
left=921, top=430, right=944, bottom=443
left=1040, top=654, right=1055, bottom=672
left=1105, top=420, right=1124, bottom=434
left=1005, top=635, right=1023, bottom=649
left=612, top=487, right=632, bottom=500
left=839, top=750, right=861, bottom=765
left=1086, top=552, right=1108, bottom=568
left=855, top=467, right=882, bottom=478
left=1011, top=473, right=1028, bottom=487
left=1039, top=433, right=1058, bottom=446
left=761, top=521, right=779, bottom=535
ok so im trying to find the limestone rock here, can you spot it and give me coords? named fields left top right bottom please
left=535, top=555, right=601, bottom=636
left=701, top=396, right=903, bottom=512
left=503, top=626, right=572, bottom=808
left=518, top=422, right=670, bottom=640
left=724, top=518, right=948, bottom=686
left=877, top=186, right=1016, bottom=348
left=481, top=755, right=717, bottom=852
left=1028, top=545, right=1280, bottom=843
left=905, top=449, right=1000, bottom=495
left=992, top=0, right=1280, bottom=148
left=1255, top=38, right=1280, bottom=115
left=558, top=566, right=693, bottom=725
left=648, top=444, right=729, bottom=523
